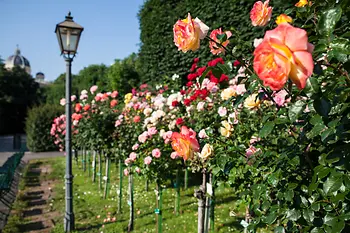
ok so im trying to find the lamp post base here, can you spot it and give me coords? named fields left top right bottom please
left=64, top=212, right=75, bottom=232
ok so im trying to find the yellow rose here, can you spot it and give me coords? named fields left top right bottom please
left=244, top=93, right=261, bottom=110
left=295, top=0, right=311, bottom=7
left=276, top=14, right=293, bottom=25
left=199, top=144, right=213, bottom=160
left=220, top=120, right=232, bottom=137
left=124, top=93, right=133, bottom=104
left=221, top=87, right=236, bottom=101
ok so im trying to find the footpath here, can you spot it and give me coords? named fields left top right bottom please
left=0, top=151, right=64, bottom=232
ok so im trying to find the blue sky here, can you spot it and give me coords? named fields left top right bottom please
left=0, top=0, right=144, bottom=81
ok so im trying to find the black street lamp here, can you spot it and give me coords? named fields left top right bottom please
left=55, top=12, right=83, bottom=232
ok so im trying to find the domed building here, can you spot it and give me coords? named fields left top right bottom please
left=4, top=46, right=31, bottom=74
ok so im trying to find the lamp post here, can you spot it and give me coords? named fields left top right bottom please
left=55, top=12, right=83, bottom=232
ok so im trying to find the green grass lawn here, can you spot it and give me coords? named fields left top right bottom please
left=4, top=156, right=252, bottom=233
left=50, top=155, right=249, bottom=233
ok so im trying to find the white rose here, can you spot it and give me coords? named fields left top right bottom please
left=199, top=144, right=213, bottom=160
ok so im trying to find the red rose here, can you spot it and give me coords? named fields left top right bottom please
left=172, top=100, right=179, bottom=107
left=219, top=74, right=229, bottom=83
left=176, top=118, right=184, bottom=125
left=184, top=99, right=191, bottom=106
left=133, top=115, right=141, bottom=123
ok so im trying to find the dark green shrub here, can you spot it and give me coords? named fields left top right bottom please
left=25, top=104, right=63, bottom=152
left=138, top=0, right=293, bottom=85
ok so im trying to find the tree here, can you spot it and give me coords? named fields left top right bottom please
left=74, top=64, right=110, bottom=92
left=107, top=53, right=141, bottom=96
left=0, top=65, right=40, bottom=134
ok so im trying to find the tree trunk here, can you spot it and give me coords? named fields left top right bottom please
left=98, top=151, right=102, bottom=190
left=156, top=182, right=163, bottom=233
left=209, top=173, right=215, bottom=232
left=127, top=172, right=134, bottom=232
left=175, top=166, right=180, bottom=215
left=244, top=206, right=250, bottom=233
left=87, top=150, right=91, bottom=177
left=145, top=179, right=149, bottom=192
left=103, top=156, right=110, bottom=199
left=195, top=170, right=206, bottom=233
left=92, top=151, right=96, bottom=182
left=118, top=159, right=123, bottom=214
left=82, top=148, right=86, bottom=172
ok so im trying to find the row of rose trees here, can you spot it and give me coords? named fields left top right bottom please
left=51, top=0, right=350, bottom=232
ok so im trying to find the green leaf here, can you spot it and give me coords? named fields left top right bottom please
left=303, top=209, right=315, bottom=224
left=317, top=7, right=342, bottom=36
left=288, top=183, right=298, bottom=190
left=328, top=38, right=350, bottom=63
left=285, top=190, right=294, bottom=202
left=304, top=77, right=320, bottom=97
left=288, top=100, right=305, bottom=122
left=310, top=115, right=322, bottom=126
left=323, top=174, right=343, bottom=195
left=321, top=128, right=336, bottom=142
left=317, top=166, right=331, bottom=179
left=265, top=212, right=277, bottom=224
left=306, top=123, right=326, bottom=139
left=286, top=209, right=301, bottom=221
left=259, top=121, right=275, bottom=138
left=217, top=63, right=230, bottom=74
left=311, top=203, right=320, bottom=211
left=314, top=98, right=331, bottom=117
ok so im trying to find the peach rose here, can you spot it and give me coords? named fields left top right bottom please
left=275, top=14, right=292, bottom=25
left=253, top=23, right=314, bottom=90
left=173, top=13, right=209, bottom=53
left=250, top=0, right=273, bottom=27
left=171, top=126, right=200, bottom=161
left=209, top=28, right=232, bottom=55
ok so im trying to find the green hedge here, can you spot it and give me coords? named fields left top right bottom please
left=138, top=0, right=294, bottom=85
left=25, top=104, right=63, bottom=152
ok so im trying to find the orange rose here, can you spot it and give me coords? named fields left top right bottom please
left=173, top=13, right=209, bottom=53
left=295, top=0, right=311, bottom=7
left=250, top=0, right=273, bottom=27
left=209, top=28, right=232, bottom=55
left=253, top=23, right=314, bottom=91
left=276, top=14, right=292, bottom=25
left=171, top=126, right=200, bottom=160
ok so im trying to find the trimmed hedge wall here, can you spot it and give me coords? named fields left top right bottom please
left=25, top=104, right=63, bottom=152
left=138, top=0, right=294, bottom=85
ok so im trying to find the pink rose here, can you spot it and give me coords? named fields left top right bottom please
left=123, top=168, right=129, bottom=176
left=234, top=84, right=247, bottom=95
left=273, top=89, right=289, bottom=106
left=115, top=120, right=122, bottom=127
left=90, top=85, right=98, bottom=94
left=147, top=127, right=158, bottom=137
left=198, top=129, right=208, bottom=139
left=144, top=156, right=152, bottom=165
left=124, top=158, right=132, bottom=165
left=71, top=95, right=77, bottom=102
left=197, top=102, right=205, bottom=111
left=111, top=91, right=119, bottom=98
left=132, top=144, right=139, bottom=150
left=218, top=106, right=227, bottom=117
left=135, top=167, right=141, bottom=174
left=170, top=152, right=179, bottom=159
left=152, top=148, right=161, bottom=158
left=138, top=132, right=148, bottom=143
left=129, top=152, right=137, bottom=161
left=60, top=98, right=66, bottom=106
